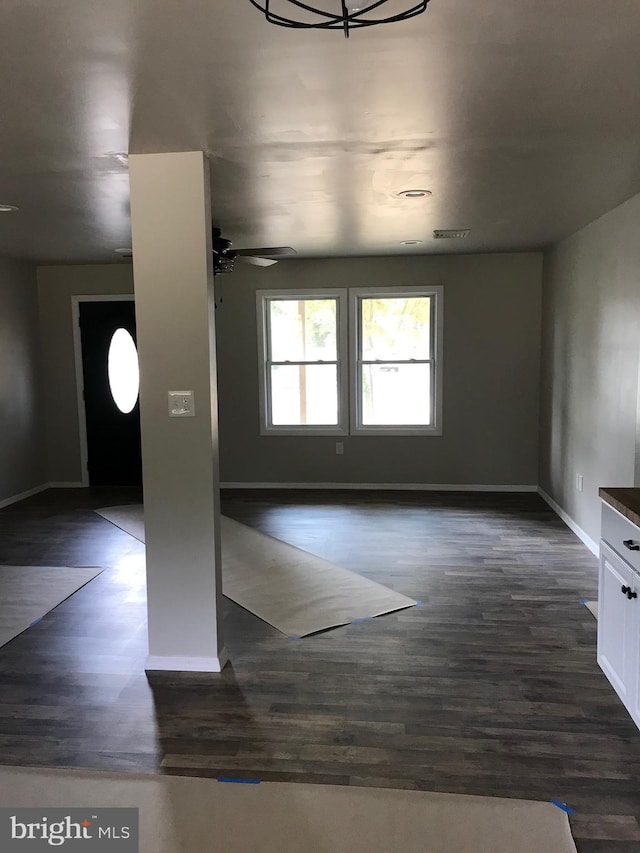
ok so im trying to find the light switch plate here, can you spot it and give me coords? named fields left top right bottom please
left=168, top=391, right=195, bottom=417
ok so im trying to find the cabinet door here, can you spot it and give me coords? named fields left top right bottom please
left=598, top=542, right=636, bottom=704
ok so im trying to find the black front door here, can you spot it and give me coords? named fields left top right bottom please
left=79, top=300, right=142, bottom=487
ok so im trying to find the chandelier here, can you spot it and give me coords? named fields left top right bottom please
left=248, top=0, right=432, bottom=39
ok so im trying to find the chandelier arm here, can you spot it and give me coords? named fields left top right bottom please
left=340, top=0, right=350, bottom=38
left=343, top=0, right=429, bottom=22
left=266, top=15, right=346, bottom=29
left=253, top=4, right=341, bottom=29
left=248, top=0, right=342, bottom=25
left=274, top=0, right=345, bottom=21
left=350, top=4, right=429, bottom=26
left=291, top=0, right=373, bottom=19
left=248, top=0, right=431, bottom=32
left=347, top=0, right=409, bottom=17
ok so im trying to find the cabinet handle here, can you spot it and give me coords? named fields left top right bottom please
left=621, top=585, right=638, bottom=600
left=623, top=539, right=640, bottom=551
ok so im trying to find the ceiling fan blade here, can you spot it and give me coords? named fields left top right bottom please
left=242, top=256, right=278, bottom=267
left=235, top=246, right=296, bottom=258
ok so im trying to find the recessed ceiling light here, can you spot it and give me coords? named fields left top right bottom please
left=114, top=247, right=132, bottom=256
left=395, top=189, right=432, bottom=199
left=0, top=204, right=18, bottom=212
left=400, top=240, right=423, bottom=246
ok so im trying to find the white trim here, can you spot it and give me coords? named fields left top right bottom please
left=71, top=294, right=135, bottom=486
left=349, top=285, right=444, bottom=436
left=256, top=426, right=348, bottom=437
left=537, top=486, right=599, bottom=557
left=145, top=649, right=228, bottom=673
left=221, top=482, right=538, bottom=492
left=0, top=483, right=50, bottom=510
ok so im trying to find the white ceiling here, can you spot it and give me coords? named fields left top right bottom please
left=0, top=0, right=639, bottom=263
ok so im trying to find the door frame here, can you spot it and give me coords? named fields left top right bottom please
left=71, top=294, right=136, bottom=486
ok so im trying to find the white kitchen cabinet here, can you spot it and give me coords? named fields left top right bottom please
left=598, top=501, right=640, bottom=730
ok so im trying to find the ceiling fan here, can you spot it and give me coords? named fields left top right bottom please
left=212, top=227, right=296, bottom=274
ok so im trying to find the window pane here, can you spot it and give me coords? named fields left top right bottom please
left=361, top=297, right=431, bottom=361
left=270, top=299, right=337, bottom=362
left=361, top=363, right=431, bottom=426
left=107, top=328, right=139, bottom=414
left=271, top=364, right=338, bottom=425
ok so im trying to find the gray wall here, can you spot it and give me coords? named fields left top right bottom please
left=539, top=191, right=640, bottom=543
left=0, top=257, right=47, bottom=502
left=37, top=253, right=542, bottom=487
left=216, top=253, right=543, bottom=485
left=37, top=264, right=134, bottom=483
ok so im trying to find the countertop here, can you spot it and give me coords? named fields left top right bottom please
left=599, top=487, right=640, bottom=528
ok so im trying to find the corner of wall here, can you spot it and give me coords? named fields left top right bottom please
left=0, top=256, right=48, bottom=503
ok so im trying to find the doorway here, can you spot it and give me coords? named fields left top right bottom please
left=73, top=297, right=143, bottom=487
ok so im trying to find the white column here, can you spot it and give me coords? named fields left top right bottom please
left=129, top=151, right=226, bottom=672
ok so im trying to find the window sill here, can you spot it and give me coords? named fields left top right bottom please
left=260, top=426, right=348, bottom=437
left=259, top=426, right=441, bottom=437
left=352, top=426, right=442, bottom=437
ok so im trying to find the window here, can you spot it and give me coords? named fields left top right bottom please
left=107, top=328, right=140, bottom=414
left=257, top=286, right=442, bottom=436
left=350, top=287, right=442, bottom=435
left=257, top=290, right=348, bottom=435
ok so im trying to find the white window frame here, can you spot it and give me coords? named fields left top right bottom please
left=256, top=285, right=443, bottom=437
left=349, top=286, right=443, bottom=436
left=256, top=289, right=349, bottom=436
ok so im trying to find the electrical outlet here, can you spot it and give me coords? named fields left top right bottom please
left=336, top=442, right=344, bottom=455
left=576, top=473, right=584, bottom=492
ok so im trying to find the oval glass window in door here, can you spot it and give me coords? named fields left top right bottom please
left=108, top=328, right=140, bottom=413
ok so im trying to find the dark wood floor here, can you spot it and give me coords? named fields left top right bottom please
left=0, top=488, right=639, bottom=852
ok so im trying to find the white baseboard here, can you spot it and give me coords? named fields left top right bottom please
left=537, top=487, right=599, bottom=557
left=220, top=482, right=539, bottom=492
left=0, top=481, right=93, bottom=512
left=145, top=649, right=228, bottom=673
left=0, top=483, right=50, bottom=510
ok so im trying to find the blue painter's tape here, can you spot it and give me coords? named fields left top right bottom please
left=218, top=777, right=261, bottom=784
left=550, top=799, right=575, bottom=815
left=351, top=616, right=372, bottom=624
left=288, top=636, right=301, bottom=641
left=30, top=617, right=42, bottom=627
left=579, top=598, right=590, bottom=605
left=416, top=600, right=423, bottom=608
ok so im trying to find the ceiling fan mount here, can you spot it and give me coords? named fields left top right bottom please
left=212, top=227, right=295, bottom=274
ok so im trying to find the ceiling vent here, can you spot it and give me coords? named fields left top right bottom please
left=433, top=229, right=470, bottom=239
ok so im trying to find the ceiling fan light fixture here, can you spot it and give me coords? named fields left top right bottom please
left=248, top=0, right=432, bottom=39
left=212, top=226, right=296, bottom=275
